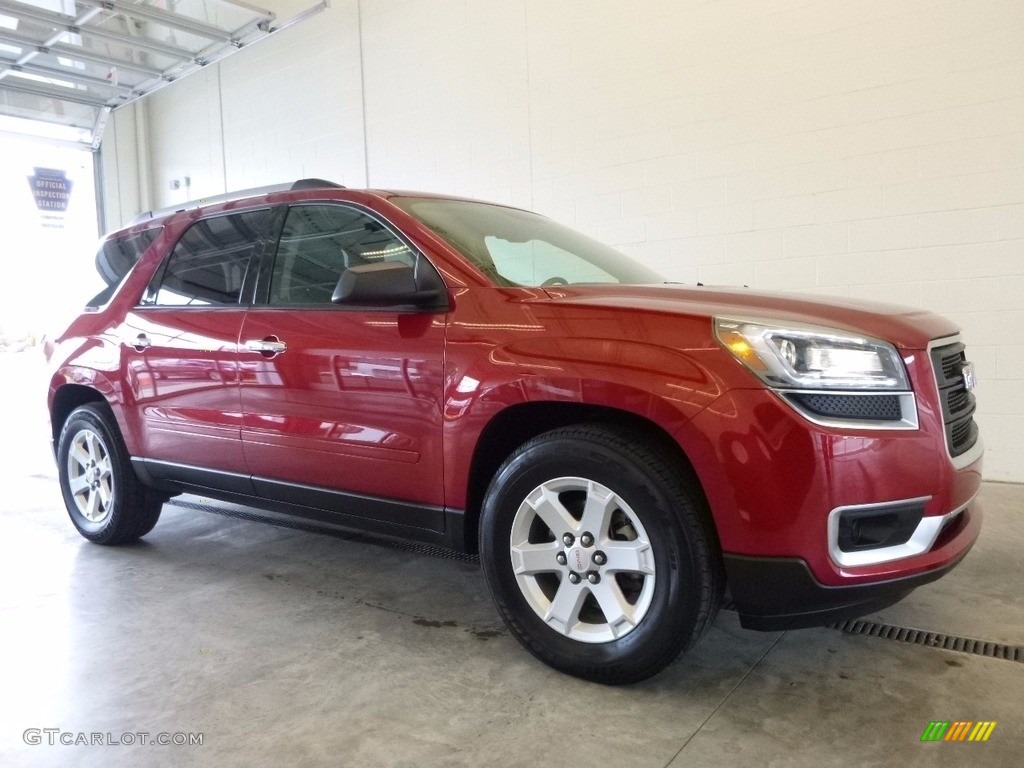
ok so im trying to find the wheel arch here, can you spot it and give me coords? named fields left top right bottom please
left=49, top=383, right=108, bottom=449
left=459, top=400, right=713, bottom=555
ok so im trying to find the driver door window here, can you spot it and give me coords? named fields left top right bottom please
left=269, top=205, right=416, bottom=305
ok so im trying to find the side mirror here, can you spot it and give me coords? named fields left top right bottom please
left=331, top=262, right=446, bottom=309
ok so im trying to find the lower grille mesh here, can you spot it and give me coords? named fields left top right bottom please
left=789, top=393, right=902, bottom=421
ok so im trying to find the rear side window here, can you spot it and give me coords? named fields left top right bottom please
left=268, top=204, right=416, bottom=305
left=142, top=210, right=270, bottom=307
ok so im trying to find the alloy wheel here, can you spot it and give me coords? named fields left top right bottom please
left=509, top=476, right=656, bottom=643
left=66, top=428, right=114, bottom=523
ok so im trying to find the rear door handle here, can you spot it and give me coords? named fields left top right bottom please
left=244, top=336, right=287, bottom=356
left=131, top=334, right=151, bottom=351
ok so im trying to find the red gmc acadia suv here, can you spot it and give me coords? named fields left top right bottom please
left=46, top=179, right=982, bottom=683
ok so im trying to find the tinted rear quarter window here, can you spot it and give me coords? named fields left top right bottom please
left=94, top=228, right=161, bottom=286
left=142, top=210, right=272, bottom=307
left=88, top=228, right=162, bottom=308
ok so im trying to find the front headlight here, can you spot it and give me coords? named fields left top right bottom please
left=714, top=317, right=909, bottom=391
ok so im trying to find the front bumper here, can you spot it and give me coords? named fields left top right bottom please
left=724, top=499, right=982, bottom=630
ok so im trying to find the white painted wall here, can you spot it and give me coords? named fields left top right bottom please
left=100, top=0, right=1024, bottom=481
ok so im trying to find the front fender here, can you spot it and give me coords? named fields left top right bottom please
left=441, top=334, right=737, bottom=509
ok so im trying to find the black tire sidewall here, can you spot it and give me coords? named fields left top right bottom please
left=57, top=405, right=131, bottom=543
left=479, top=430, right=707, bottom=679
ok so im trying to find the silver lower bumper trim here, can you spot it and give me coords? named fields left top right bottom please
left=827, top=493, right=974, bottom=568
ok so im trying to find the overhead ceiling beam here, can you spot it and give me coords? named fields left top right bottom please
left=0, top=0, right=324, bottom=149
left=74, top=0, right=245, bottom=45
left=210, top=0, right=274, bottom=17
left=0, top=1, right=196, bottom=60
left=0, top=126, right=92, bottom=149
left=63, top=24, right=195, bottom=62
left=0, top=77, right=109, bottom=107
left=0, top=3, right=104, bottom=86
left=0, top=28, right=165, bottom=78
left=0, top=59, right=133, bottom=96
left=48, top=42, right=164, bottom=79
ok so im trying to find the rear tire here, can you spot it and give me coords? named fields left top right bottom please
left=479, top=424, right=722, bottom=684
left=57, top=403, right=163, bottom=545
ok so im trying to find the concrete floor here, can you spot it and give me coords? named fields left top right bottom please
left=2, top=349, right=1022, bottom=767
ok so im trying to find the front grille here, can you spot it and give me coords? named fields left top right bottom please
left=941, top=355, right=961, bottom=381
left=788, top=393, right=902, bottom=421
left=951, top=418, right=974, bottom=446
left=930, top=341, right=979, bottom=458
left=946, top=387, right=969, bottom=414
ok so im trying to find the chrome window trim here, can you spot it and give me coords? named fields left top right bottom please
left=827, top=493, right=975, bottom=568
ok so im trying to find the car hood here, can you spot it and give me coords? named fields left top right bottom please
left=543, top=284, right=959, bottom=349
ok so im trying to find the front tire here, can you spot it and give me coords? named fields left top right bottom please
left=57, top=403, right=163, bottom=545
left=479, top=424, right=722, bottom=684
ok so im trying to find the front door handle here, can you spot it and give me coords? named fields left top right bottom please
left=131, top=334, right=151, bottom=351
left=244, top=336, right=288, bottom=357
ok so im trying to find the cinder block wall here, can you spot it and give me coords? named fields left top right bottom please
left=100, top=0, right=1024, bottom=481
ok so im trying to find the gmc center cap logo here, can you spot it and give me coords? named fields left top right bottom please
left=567, top=546, right=588, bottom=573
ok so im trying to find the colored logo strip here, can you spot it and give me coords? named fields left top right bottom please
left=921, top=721, right=996, bottom=742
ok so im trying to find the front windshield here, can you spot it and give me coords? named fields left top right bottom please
left=391, top=197, right=665, bottom=287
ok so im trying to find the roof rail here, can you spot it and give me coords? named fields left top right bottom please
left=129, top=178, right=346, bottom=225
